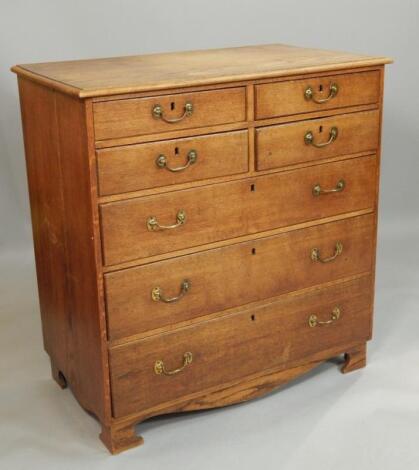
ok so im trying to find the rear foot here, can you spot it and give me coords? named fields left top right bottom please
left=341, top=343, right=367, bottom=374
left=51, top=361, right=67, bottom=389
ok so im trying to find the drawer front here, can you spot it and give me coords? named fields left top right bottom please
left=106, top=214, right=374, bottom=340
left=256, top=110, right=379, bottom=171
left=93, top=87, right=246, bottom=140
left=100, top=155, right=377, bottom=265
left=109, top=276, right=372, bottom=417
left=255, top=70, right=380, bottom=120
left=97, top=130, right=249, bottom=196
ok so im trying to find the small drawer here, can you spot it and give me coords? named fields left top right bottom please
left=97, top=130, right=249, bottom=196
left=109, top=275, right=372, bottom=417
left=93, top=87, right=246, bottom=140
left=100, top=155, right=377, bottom=265
left=255, top=70, right=380, bottom=120
left=256, top=110, right=379, bottom=171
left=105, top=214, right=374, bottom=340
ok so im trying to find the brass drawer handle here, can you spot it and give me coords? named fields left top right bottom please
left=304, top=126, right=338, bottom=148
left=154, top=352, right=193, bottom=376
left=311, top=242, right=343, bottom=263
left=312, top=179, right=345, bottom=196
left=152, top=279, right=191, bottom=303
left=309, top=307, right=341, bottom=327
left=304, top=83, right=339, bottom=103
left=147, top=209, right=186, bottom=231
left=152, top=102, right=193, bottom=123
left=156, top=150, right=198, bottom=172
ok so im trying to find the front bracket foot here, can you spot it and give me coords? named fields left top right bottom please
left=100, top=423, right=144, bottom=454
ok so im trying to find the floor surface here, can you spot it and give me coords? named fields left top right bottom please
left=1, top=216, right=418, bottom=470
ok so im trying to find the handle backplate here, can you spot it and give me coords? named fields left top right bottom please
left=156, top=150, right=197, bottom=172
left=311, top=242, right=343, bottom=263
left=309, top=307, right=341, bottom=327
left=152, top=102, right=193, bottom=123
left=304, top=83, right=339, bottom=104
left=154, top=352, right=193, bottom=376
left=313, top=179, right=345, bottom=197
left=147, top=209, right=186, bottom=231
left=304, top=126, right=338, bottom=148
left=152, top=279, right=191, bottom=303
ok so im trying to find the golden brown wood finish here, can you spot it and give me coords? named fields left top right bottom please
left=256, top=110, right=379, bottom=170
left=100, top=424, right=144, bottom=454
left=109, top=276, right=372, bottom=417
left=97, top=130, right=248, bottom=195
left=101, top=209, right=373, bottom=273
left=106, top=214, right=374, bottom=340
left=94, top=102, right=378, bottom=151
left=18, top=78, right=111, bottom=424
left=12, top=44, right=391, bottom=98
left=342, top=343, right=367, bottom=373
left=255, top=70, right=380, bottom=119
left=18, top=78, right=68, bottom=382
left=13, top=44, right=390, bottom=455
left=105, top=338, right=366, bottom=453
left=93, top=87, right=246, bottom=140
left=100, top=155, right=377, bottom=265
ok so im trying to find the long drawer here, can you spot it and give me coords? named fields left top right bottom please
left=255, top=70, right=380, bottom=119
left=256, top=110, right=379, bottom=171
left=97, top=130, right=249, bottom=195
left=109, top=275, right=372, bottom=417
left=105, top=214, right=374, bottom=340
left=93, top=87, right=246, bottom=140
left=100, top=155, right=377, bottom=265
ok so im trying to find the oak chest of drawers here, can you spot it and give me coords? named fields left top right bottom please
left=12, top=44, right=392, bottom=454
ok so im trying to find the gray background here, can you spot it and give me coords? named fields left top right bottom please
left=1, top=1, right=418, bottom=469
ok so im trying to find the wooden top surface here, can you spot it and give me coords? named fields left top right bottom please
left=12, top=44, right=392, bottom=98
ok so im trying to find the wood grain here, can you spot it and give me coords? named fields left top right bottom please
left=101, top=338, right=365, bottom=453
left=17, top=78, right=69, bottom=381
left=18, top=78, right=111, bottom=424
left=105, top=214, right=374, bottom=340
left=256, top=110, right=380, bottom=170
left=102, top=209, right=373, bottom=273
left=13, top=45, right=390, bottom=454
left=97, top=130, right=248, bottom=196
left=255, top=70, right=380, bottom=119
left=342, top=343, right=367, bottom=373
left=94, top=103, right=378, bottom=150
left=12, top=44, right=391, bottom=98
left=100, top=423, right=144, bottom=454
left=100, top=155, right=377, bottom=265
left=109, top=276, right=372, bottom=417
left=93, top=87, right=246, bottom=140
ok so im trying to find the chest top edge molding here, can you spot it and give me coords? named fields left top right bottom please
left=11, top=43, right=392, bottom=99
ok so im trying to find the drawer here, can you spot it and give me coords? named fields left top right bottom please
left=109, top=275, right=372, bottom=417
left=97, top=130, right=249, bottom=196
left=255, top=70, right=380, bottom=120
left=100, top=155, right=377, bottom=265
left=93, top=87, right=246, bottom=140
left=106, top=214, right=374, bottom=340
left=256, top=110, right=379, bottom=171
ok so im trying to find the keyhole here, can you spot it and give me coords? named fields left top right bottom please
left=251, top=248, right=256, bottom=255
left=319, top=84, right=323, bottom=92
left=250, top=184, right=255, bottom=192
left=174, top=147, right=179, bottom=155
left=251, top=314, right=256, bottom=321
left=171, top=102, right=175, bottom=111
left=319, top=125, right=323, bottom=133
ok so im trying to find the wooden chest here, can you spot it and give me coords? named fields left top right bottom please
left=12, top=44, right=392, bottom=454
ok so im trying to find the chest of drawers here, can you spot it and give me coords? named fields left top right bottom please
left=12, top=44, right=392, bottom=454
